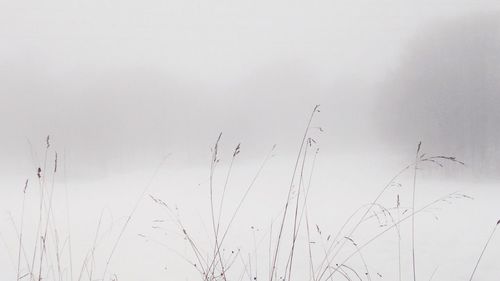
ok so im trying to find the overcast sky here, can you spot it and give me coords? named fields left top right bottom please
left=1, top=0, right=499, bottom=178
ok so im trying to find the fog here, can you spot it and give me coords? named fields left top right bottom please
left=1, top=0, right=498, bottom=174
left=1, top=0, right=500, bottom=280
left=381, top=14, right=500, bottom=177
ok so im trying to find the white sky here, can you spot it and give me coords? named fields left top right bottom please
left=1, top=1, right=499, bottom=172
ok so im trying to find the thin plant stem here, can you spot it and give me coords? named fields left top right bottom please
left=101, top=155, right=170, bottom=279
left=468, top=221, right=499, bottom=281
left=270, top=105, right=320, bottom=281
left=411, top=142, right=422, bottom=281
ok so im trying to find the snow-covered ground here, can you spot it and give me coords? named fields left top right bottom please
left=1, top=148, right=498, bottom=281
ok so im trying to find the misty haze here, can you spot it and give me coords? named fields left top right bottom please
left=1, top=1, right=499, bottom=281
